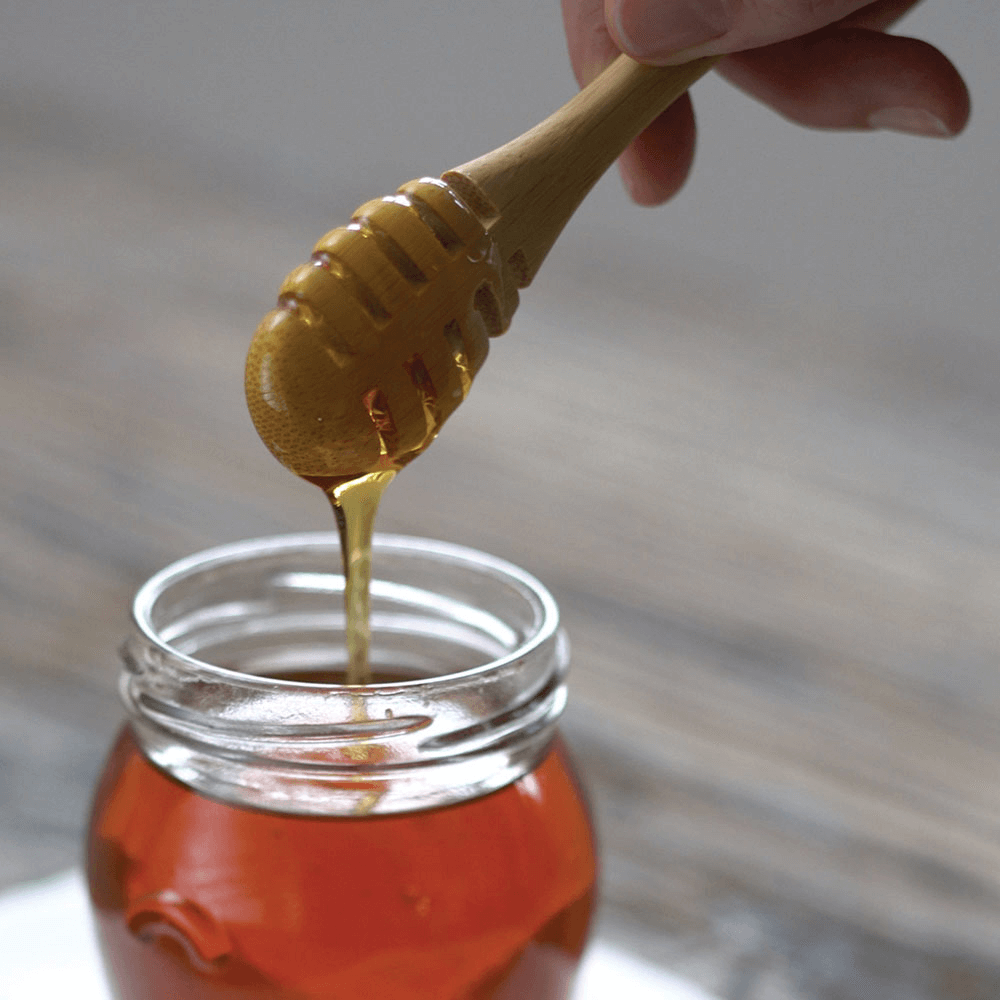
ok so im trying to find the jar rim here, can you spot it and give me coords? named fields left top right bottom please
left=124, top=533, right=569, bottom=815
left=132, top=531, right=560, bottom=690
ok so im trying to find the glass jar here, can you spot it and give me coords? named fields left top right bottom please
left=86, top=533, right=597, bottom=999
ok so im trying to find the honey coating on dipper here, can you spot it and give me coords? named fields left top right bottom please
left=245, top=177, right=517, bottom=486
left=245, top=178, right=517, bottom=683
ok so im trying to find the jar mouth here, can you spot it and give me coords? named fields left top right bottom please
left=123, top=533, right=569, bottom=815
left=132, top=532, right=559, bottom=688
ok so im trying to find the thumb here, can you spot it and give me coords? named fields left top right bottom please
left=606, top=0, right=877, bottom=62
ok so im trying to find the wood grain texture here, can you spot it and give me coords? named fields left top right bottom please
left=3, top=96, right=1000, bottom=1000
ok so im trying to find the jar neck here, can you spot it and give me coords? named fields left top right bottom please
left=121, top=533, right=568, bottom=816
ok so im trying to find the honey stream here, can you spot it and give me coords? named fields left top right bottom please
left=325, top=470, right=397, bottom=686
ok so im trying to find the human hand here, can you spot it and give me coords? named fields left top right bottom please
left=561, top=0, right=970, bottom=204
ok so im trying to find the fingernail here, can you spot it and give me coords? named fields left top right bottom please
left=867, top=107, right=953, bottom=137
left=611, top=0, right=728, bottom=61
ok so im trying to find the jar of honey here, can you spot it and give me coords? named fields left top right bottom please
left=86, top=533, right=597, bottom=998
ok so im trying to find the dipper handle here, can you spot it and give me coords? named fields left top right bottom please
left=443, top=55, right=717, bottom=288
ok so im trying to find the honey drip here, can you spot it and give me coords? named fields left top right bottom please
left=326, top=470, right=396, bottom=686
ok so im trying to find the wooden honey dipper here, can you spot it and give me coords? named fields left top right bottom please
left=246, top=55, right=716, bottom=487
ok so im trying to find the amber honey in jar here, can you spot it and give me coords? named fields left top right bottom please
left=86, top=533, right=597, bottom=998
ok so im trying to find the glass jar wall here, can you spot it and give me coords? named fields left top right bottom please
left=86, top=534, right=597, bottom=999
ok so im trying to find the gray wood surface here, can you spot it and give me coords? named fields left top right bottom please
left=4, top=86, right=1000, bottom=1000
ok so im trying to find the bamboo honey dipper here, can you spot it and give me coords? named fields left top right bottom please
left=246, top=55, right=716, bottom=486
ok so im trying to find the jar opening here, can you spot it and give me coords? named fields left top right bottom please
left=122, top=533, right=569, bottom=815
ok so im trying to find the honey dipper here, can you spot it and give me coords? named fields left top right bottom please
left=246, top=55, right=716, bottom=486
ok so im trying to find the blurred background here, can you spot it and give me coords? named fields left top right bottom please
left=2, top=1, right=999, bottom=997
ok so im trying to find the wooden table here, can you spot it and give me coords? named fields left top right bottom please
left=4, top=97, right=1000, bottom=1000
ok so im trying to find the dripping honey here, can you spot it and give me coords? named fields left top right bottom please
left=88, top=726, right=597, bottom=998
left=324, top=471, right=396, bottom=686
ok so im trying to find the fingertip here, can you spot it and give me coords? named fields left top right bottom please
left=861, top=36, right=971, bottom=137
left=564, top=0, right=622, bottom=86
left=607, top=0, right=730, bottom=63
left=618, top=156, right=669, bottom=205
left=719, top=29, right=971, bottom=137
left=618, top=94, right=697, bottom=205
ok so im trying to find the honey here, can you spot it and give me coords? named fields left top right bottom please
left=325, top=471, right=396, bottom=685
left=88, top=726, right=596, bottom=998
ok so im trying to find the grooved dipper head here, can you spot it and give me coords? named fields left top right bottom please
left=245, top=178, right=518, bottom=488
